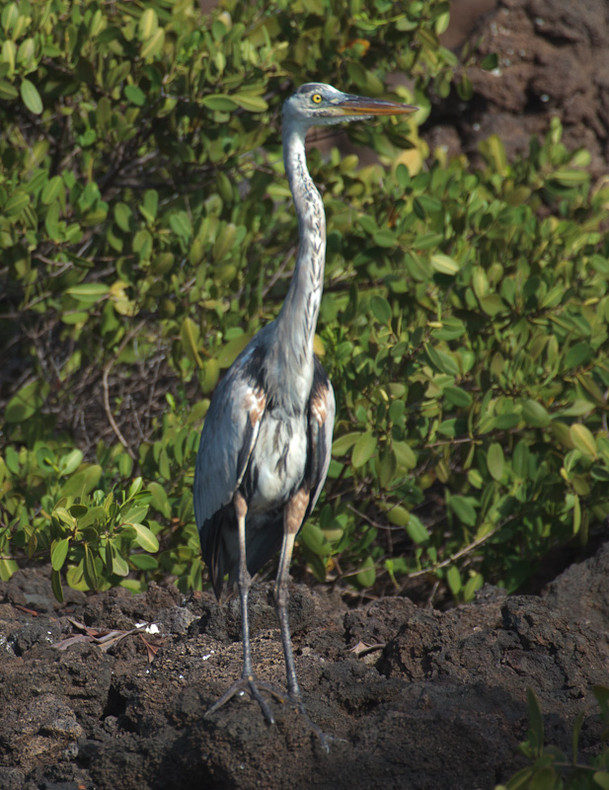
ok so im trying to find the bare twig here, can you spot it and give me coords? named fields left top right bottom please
left=102, top=320, right=146, bottom=460
left=407, top=527, right=500, bottom=579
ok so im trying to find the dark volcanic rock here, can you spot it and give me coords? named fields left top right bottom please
left=1, top=539, right=608, bottom=789
left=432, top=0, right=609, bottom=174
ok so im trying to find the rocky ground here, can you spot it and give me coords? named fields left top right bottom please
left=0, top=542, right=608, bottom=790
left=2, top=0, right=608, bottom=787
left=429, top=0, right=609, bottom=174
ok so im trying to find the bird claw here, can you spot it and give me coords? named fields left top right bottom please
left=290, top=697, right=331, bottom=753
left=205, top=675, right=286, bottom=725
left=205, top=679, right=331, bottom=751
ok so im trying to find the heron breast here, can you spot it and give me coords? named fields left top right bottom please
left=248, top=414, right=307, bottom=510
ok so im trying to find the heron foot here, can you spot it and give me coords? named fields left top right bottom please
left=288, top=695, right=331, bottom=753
left=204, top=675, right=286, bottom=725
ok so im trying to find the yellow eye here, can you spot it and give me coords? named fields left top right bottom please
left=311, top=93, right=322, bottom=104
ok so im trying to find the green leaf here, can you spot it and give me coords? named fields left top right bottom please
left=480, top=53, right=499, bottom=70
left=217, top=334, right=250, bottom=368
left=51, top=569, right=64, bottom=603
left=66, top=283, right=109, bottom=303
left=124, top=84, right=146, bottom=106
left=392, top=441, right=417, bottom=470
left=83, top=544, right=99, bottom=589
left=376, top=448, right=396, bottom=488
left=449, top=495, right=477, bottom=526
left=593, top=772, right=609, bottom=790
left=563, top=341, right=592, bottom=370
left=128, top=523, right=159, bottom=553
left=551, top=169, right=589, bottom=186
left=299, top=522, right=329, bottom=556
left=570, top=424, right=597, bottom=458
left=147, top=481, right=170, bottom=518
left=4, top=191, right=29, bottom=217
left=130, top=554, right=159, bottom=571
left=51, top=538, right=70, bottom=571
left=0, top=79, right=18, bottom=100
left=141, top=29, right=165, bottom=59
left=114, top=202, right=132, bottom=232
left=169, top=210, right=193, bottom=240
left=355, top=556, right=376, bottom=588
left=202, top=94, right=238, bottom=112
left=443, top=385, right=472, bottom=408
left=386, top=505, right=409, bottom=527
left=0, top=556, right=18, bottom=582
left=487, top=443, right=504, bottom=481
left=352, top=431, right=377, bottom=468
left=20, top=78, right=43, bottom=114
left=61, top=465, right=102, bottom=497
left=181, top=317, right=204, bottom=368
left=5, top=378, right=49, bottom=423
left=425, top=344, right=459, bottom=376
left=59, top=449, right=84, bottom=476
left=370, top=295, right=392, bottom=324
left=430, top=253, right=460, bottom=275
left=138, top=8, right=158, bottom=39
left=446, top=565, right=461, bottom=595
left=232, top=93, right=268, bottom=112
left=332, top=432, right=361, bottom=456
left=572, top=710, right=584, bottom=765
left=405, top=514, right=430, bottom=544
left=108, top=543, right=130, bottom=576
left=41, top=175, right=63, bottom=205
left=526, top=688, right=544, bottom=757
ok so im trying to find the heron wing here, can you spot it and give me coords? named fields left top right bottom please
left=305, top=355, right=335, bottom=521
left=193, top=342, right=267, bottom=595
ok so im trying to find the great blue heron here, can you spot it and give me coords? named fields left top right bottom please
left=194, top=82, right=416, bottom=746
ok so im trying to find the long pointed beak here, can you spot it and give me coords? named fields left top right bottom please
left=334, top=94, right=418, bottom=117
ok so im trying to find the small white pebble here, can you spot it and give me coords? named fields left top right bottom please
left=145, top=623, right=160, bottom=634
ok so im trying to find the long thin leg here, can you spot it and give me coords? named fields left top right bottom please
left=205, top=492, right=285, bottom=724
left=275, top=490, right=329, bottom=750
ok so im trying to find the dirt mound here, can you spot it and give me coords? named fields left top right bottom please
left=1, top=542, right=608, bottom=789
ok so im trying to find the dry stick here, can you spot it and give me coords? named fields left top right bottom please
left=102, top=320, right=146, bottom=460
left=407, top=527, right=501, bottom=579
left=261, top=245, right=297, bottom=299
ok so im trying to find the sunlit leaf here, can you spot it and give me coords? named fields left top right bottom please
left=20, top=78, right=42, bottom=114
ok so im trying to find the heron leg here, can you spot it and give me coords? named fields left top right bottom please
left=205, top=491, right=284, bottom=725
left=275, top=490, right=329, bottom=751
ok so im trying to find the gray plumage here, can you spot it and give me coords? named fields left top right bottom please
left=193, top=82, right=416, bottom=747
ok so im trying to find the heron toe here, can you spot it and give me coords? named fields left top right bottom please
left=205, top=675, right=287, bottom=725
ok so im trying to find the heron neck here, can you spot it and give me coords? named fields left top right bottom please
left=276, top=123, right=326, bottom=376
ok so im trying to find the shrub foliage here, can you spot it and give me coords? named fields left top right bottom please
left=1, top=0, right=608, bottom=600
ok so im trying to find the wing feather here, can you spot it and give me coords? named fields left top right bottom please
left=305, top=356, right=335, bottom=521
left=193, top=342, right=267, bottom=595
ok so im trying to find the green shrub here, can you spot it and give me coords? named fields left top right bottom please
left=1, top=0, right=608, bottom=599
left=496, top=687, right=609, bottom=790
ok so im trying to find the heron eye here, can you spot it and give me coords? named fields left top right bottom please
left=311, top=93, right=322, bottom=104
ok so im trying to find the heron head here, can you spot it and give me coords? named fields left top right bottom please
left=283, top=82, right=417, bottom=129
